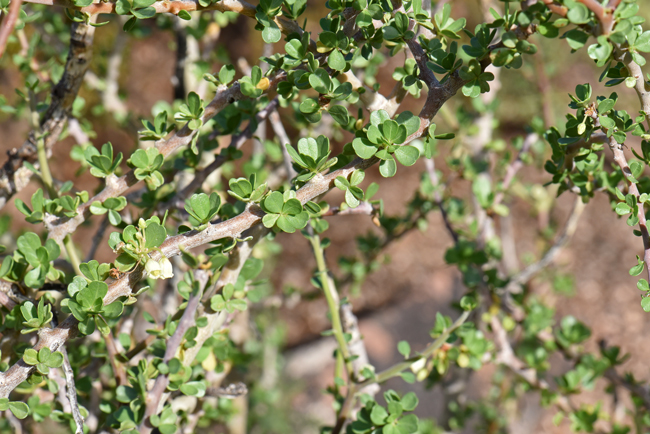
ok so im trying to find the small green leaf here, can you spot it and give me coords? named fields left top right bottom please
left=379, top=157, right=397, bottom=177
left=397, top=341, right=410, bottom=358
left=327, top=50, right=346, bottom=71
left=394, top=146, right=419, bottom=166
left=8, top=402, right=29, bottom=419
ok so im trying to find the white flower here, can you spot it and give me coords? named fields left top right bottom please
left=160, top=256, right=174, bottom=279
left=145, top=257, right=174, bottom=280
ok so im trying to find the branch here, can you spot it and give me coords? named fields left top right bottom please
left=490, top=316, right=573, bottom=413
left=61, top=347, right=84, bottom=434
left=506, top=195, right=586, bottom=291
left=0, top=20, right=95, bottom=210
left=333, top=310, right=470, bottom=434
left=576, top=0, right=614, bottom=34
left=340, top=302, right=379, bottom=398
left=161, top=97, right=280, bottom=212
left=492, top=132, right=538, bottom=207
left=322, top=201, right=375, bottom=217
left=140, top=270, right=209, bottom=432
left=406, top=37, right=439, bottom=90
left=424, top=158, right=459, bottom=243
left=308, top=229, right=354, bottom=378
left=84, top=216, right=109, bottom=262
left=268, top=110, right=298, bottom=181
left=19, top=0, right=303, bottom=35
left=47, top=82, right=281, bottom=244
left=0, top=0, right=22, bottom=60
left=614, top=49, right=650, bottom=130
left=608, top=135, right=650, bottom=283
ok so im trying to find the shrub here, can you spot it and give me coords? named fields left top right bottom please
left=0, top=0, right=649, bottom=433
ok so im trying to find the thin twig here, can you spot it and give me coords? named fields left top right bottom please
left=141, top=270, right=209, bottom=432
left=341, top=302, right=379, bottom=398
left=492, top=133, right=538, bottom=207
left=424, top=158, right=459, bottom=243
left=269, top=110, right=297, bottom=181
left=164, top=98, right=280, bottom=211
left=0, top=0, right=22, bottom=60
left=490, top=316, right=573, bottom=413
left=61, top=347, right=84, bottom=434
left=84, top=216, right=109, bottom=262
left=322, top=201, right=375, bottom=217
left=506, top=195, right=586, bottom=291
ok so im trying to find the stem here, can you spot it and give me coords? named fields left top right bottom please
left=35, top=135, right=57, bottom=199
left=358, top=310, right=471, bottom=387
left=334, top=310, right=471, bottom=434
left=30, top=90, right=82, bottom=275
left=308, top=232, right=354, bottom=380
left=63, top=235, right=82, bottom=276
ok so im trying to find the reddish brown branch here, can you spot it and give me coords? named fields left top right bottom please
left=0, top=0, right=23, bottom=60
left=576, top=0, right=614, bottom=33
left=542, top=0, right=568, bottom=17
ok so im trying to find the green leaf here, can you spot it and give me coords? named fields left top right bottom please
left=219, top=64, right=236, bottom=84
left=567, top=3, right=590, bottom=24
left=116, top=385, right=138, bottom=403
left=131, top=6, right=156, bottom=19
left=23, top=349, right=38, bottom=365
left=300, top=98, right=319, bottom=114
left=285, top=39, right=305, bottom=59
left=630, top=257, right=645, bottom=276
left=394, top=146, right=419, bottom=166
left=8, top=402, right=29, bottom=419
left=379, top=157, right=397, bottom=177
left=328, top=50, right=346, bottom=71
left=180, top=381, right=207, bottom=397
left=309, top=69, right=332, bottom=94
left=297, top=137, right=319, bottom=162
left=282, top=198, right=303, bottom=215
left=381, top=120, right=404, bottom=144
left=396, top=414, right=419, bottom=433
left=262, top=22, right=282, bottom=43
left=17, top=232, right=42, bottom=267
left=262, top=213, right=280, bottom=228
left=329, top=105, right=349, bottom=126
left=642, top=297, right=650, bottom=312
left=401, top=392, right=418, bottom=411
left=397, top=341, right=410, bottom=358
left=144, top=222, right=167, bottom=249
left=263, top=191, right=284, bottom=214
left=370, top=405, right=389, bottom=425
left=352, top=138, right=377, bottom=159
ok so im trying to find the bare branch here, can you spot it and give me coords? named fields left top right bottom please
left=20, top=0, right=303, bottom=36
left=269, top=110, right=298, bottom=181
left=506, top=195, right=586, bottom=291
left=140, top=270, right=209, bottom=432
left=490, top=316, right=573, bottom=413
left=0, top=0, right=23, bottom=60
left=84, top=216, right=109, bottom=262
left=424, top=158, right=459, bottom=243
left=492, top=132, right=538, bottom=207
left=61, top=347, right=84, bottom=434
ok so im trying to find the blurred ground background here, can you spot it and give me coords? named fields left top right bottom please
left=1, top=1, right=650, bottom=433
